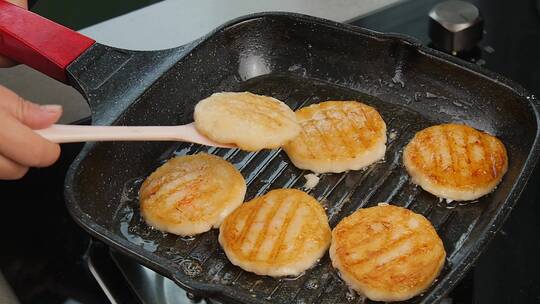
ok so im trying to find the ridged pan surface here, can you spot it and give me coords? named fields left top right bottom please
left=64, top=13, right=540, bottom=304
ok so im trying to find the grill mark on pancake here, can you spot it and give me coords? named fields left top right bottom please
left=471, top=135, right=486, bottom=179
left=340, top=109, right=367, bottom=151
left=282, top=204, right=309, bottom=256
left=463, top=128, right=473, bottom=166
left=173, top=205, right=188, bottom=220
left=141, top=170, right=187, bottom=200
left=427, top=134, right=438, bottom=169
left=337, top=222, right=387, bottom=250
left=477, top=134, right=493, bottom=178
left=248, top=197, right=284, bottom=259
left=323, top=110, right=356, bottom=157
left=242, top=102, right=287, bottom=124
left=188, top=184, right=222, bottom=218
left=296, top=128, right=317, bottom=158
left=292, top=229, right=307, bottom=262
left=235, top=202, right=261, bottom=248
left=422, top=134, right=437, bottom=170
left=436, top=127, right=451, bottom=170
left=229, top=208, right=246, bottom=237
left=360, top=254, right=410, bottom=281
left=490, top=140, right=503, bottom=177
left=222, top=104, right=275, bottom=125
left=443, top=129, right=458, bottom=174
left=412, top=137, right=430, bottom=167
left=242, top=96, right=296, bottom=124
left=165, top=183, right=220, bottom=222
left=269, top=199, right=300, bottom=261
left=225, top=103, right=283, bottom=129
left=359, top=106, right=375, bottom=133
left=430, top=129, right=441, bottom=170
left=173, top=181, right=206, bottom=206
left=245, top=98, right=297, bottom=129
left=338, top=229, right=387, bottom=255
left=310, top=122, right=336, bottom=158
left=488, top=142, right=497, bottom=178
left=346, top=232, right=415, bottom=267
left=147, top=177, right=202, bottom=210
left=338, top=109, right=367, bottom=155
left=372, top=241, right=442, bottom=279
left=453, top=128, right=471, bottom=182
left=352, top=238, right=416, bottom=280
left=255, top=197, right=293, bottom=260
left=239, top=199, right=275, bottom=255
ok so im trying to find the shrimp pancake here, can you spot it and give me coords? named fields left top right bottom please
left=194, top=92, right=300, bottom=151
left=139, top=153, right=246, bottom=236
left=283, top=101, right=387, bottom=173
left=330, top=204, right=446, bottom=302
left=219, top=189, right=331, bottom=277
left=403, top=123, right=508, bottom=201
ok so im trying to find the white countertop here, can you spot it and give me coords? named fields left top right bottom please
left=0, top=0, right=400, bottom=123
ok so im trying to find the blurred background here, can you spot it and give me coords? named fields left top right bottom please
left=30, top=0, right=162, bottom=30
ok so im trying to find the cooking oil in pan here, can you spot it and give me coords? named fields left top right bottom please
left=116, top=177, right=160, bottom=252
left=118, top=207, right=159, bottom=252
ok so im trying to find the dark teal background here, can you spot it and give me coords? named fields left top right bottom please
left=31, top=1, right=162, bottom=30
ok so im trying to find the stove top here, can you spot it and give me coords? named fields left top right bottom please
left=1, top=0, right=539, bottom=303
left=353, top=0, right=540, bottom=96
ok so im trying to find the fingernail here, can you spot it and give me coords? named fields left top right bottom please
left=40, top=104, right=63, bottom=113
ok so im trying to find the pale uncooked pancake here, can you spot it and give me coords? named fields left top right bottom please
left=219, top=188, right=331, bottom=277
left=139, top=153, right=246, bottom=236
left=283, top=101, right=387, bottom=173
left=194, top=92, right=300, bottom=151
left=403, top=123, right=508, bottom=201
left=330, top=204, right=446, bottom=302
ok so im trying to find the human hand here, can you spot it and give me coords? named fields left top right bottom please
left=0, top=85, right=62, bottom=179
left=0, top=1, right=60, bottom=180
left=0, top=0, right=28, bottom=67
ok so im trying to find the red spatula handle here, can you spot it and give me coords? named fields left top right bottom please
left=0, top=0, right=95, bottom=82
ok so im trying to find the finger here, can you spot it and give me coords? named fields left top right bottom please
left=0, top=154, right=28, bottom=180
left=0, top=110, right=60, bottom=167
left=0, top=86, right=63, bottom=129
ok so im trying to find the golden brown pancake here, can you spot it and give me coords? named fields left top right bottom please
left=330, top=204, right=446, bottom=302
left=403, top=123, right=508, bottom=201
left=194, top=92, right=300, bottom=151
left=219, top=188, right=331, bottom=277
left=139, top=153, right=246, bottom=236
left=283, top=101, right=387, bottom=173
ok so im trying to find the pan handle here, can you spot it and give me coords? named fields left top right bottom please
left=0, top=0, right=95, bottom=82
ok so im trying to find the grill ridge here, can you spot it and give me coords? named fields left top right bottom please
left=109, top=74, right=527, bottom=304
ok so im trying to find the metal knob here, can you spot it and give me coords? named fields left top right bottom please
left=428, top=0, right=483, bottom=55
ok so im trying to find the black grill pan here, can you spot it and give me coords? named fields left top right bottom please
left=2, top=3, right=539, bottom=303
